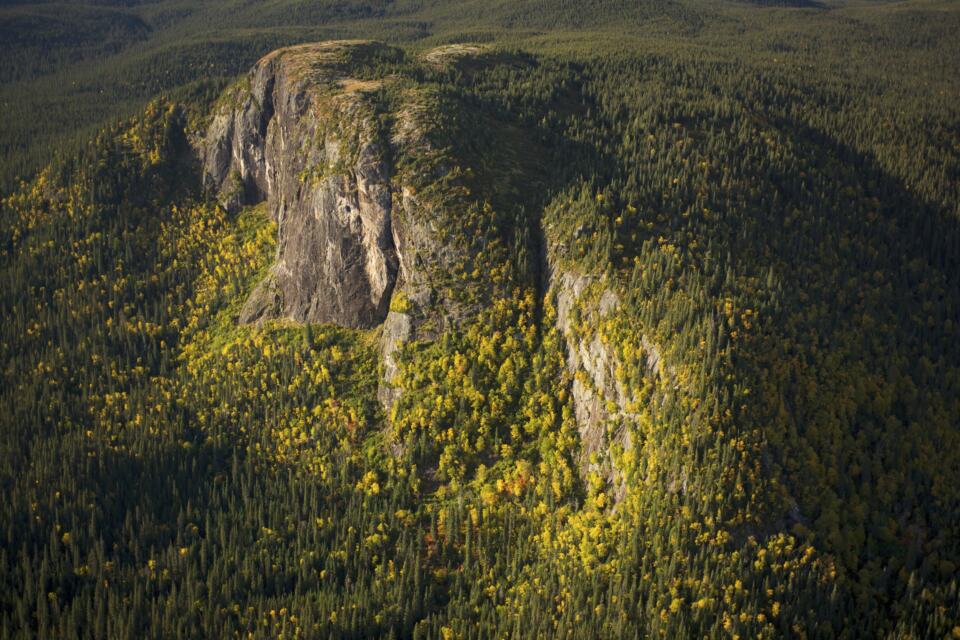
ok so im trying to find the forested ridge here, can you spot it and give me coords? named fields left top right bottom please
left=2, top=1, right=960, bottom=638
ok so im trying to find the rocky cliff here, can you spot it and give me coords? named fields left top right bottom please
left=200, top=41, right=538, bottom=412
left=546, top=259, right=673, bottom=501
left=202, top=42, right=402, bottom=329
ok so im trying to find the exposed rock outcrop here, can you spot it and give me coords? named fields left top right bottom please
left=202, top=42, right=401, bottom=330
left=377, top=310, right=412, bottom=410
left=548, top=265, right=670, bottom=502
left=239, top=271, right=282, bottom=325
left=200, top=41, right=526, bottom=412
left=550, top=269, right=629, bottom=497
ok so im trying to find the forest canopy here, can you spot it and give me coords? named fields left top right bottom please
left=1, top=0, right=959, bottom=638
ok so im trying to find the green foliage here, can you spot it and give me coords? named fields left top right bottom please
left=2, top=3, right=960, bottom=638
left=3, top=0, right=959, bottom=194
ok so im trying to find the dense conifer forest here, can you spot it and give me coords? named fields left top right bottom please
left=1, top=0, right=959, bottom=638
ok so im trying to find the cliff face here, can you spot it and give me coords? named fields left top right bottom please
left=202, top=42, right=401, bottom=329
left=200, top=41, right=525, bottom=411
left=548, top=269, right=628, bottom=497
left=547, top=263, right=672, bottom=501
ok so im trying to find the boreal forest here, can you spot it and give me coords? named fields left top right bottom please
left=1, top=0, right=959, bottom=638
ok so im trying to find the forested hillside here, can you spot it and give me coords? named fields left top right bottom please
left=2, top=1, right=959, bottom=639
left=1, top=0, right=958, bottom=192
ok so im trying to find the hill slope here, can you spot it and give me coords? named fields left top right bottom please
left=2, top=37, right=960, bottom=637
left=2, top=0, right=959, bottom=192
